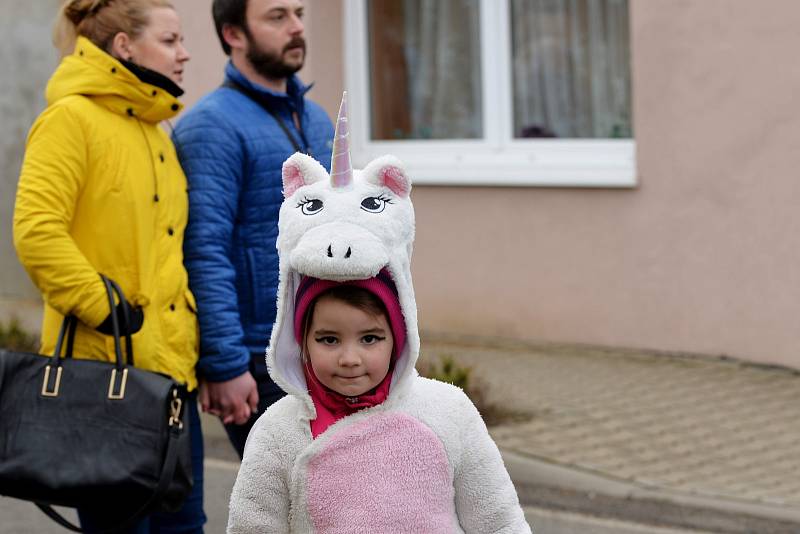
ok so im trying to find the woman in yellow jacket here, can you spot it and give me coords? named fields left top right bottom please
left=13, top=1, right=203, bottom=531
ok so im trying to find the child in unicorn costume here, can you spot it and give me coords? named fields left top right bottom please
left=227, top=94, right=531, bottom=533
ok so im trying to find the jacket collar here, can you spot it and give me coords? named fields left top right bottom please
left=120, top=58, right=184, bottom=98
left=46, top=37, right=183, bottom=122
left=303, top=360, right=393, bottom=438
left=224, top=61, right=311, bottom=115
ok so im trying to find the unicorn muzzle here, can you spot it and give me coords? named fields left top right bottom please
left=289, top=222, right=389, bottom=281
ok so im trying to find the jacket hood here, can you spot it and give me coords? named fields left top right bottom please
left=46, top=36, right=183, bottom=123
left=266, top=152, right=418, bottom=419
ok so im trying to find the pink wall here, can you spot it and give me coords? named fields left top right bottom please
left=171, top=0, right=227, bottom=109
left=407, top=0, right=800, bottom=368
left=619, top=0, right=800, bottom=365
left=173, top=0, right=800, bottom=368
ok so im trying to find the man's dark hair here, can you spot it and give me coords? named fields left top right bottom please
left=212, top=0, right=248, bottom=56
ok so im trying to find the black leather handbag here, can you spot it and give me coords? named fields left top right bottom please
left=0, top=275, right=192, bottom=532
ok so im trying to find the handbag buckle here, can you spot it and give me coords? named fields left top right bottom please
left=108, top=368, right=128, bottom=400
left=169, top=391, right=184, bottom=429
left=41, top=365, right=63, bottom=397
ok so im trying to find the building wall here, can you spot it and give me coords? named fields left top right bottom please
left=290, top=0, right=800, bottom=368
left=0, top=0, right=61, bottom=331
left=5, top=0, right=799, bottom=369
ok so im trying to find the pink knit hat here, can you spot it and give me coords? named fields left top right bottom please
left=294, top=269, right=406, bottom=359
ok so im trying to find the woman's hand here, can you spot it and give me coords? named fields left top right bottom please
left=199, top=372, right=259, bottom=425
left=95, top=300, right=144, bottom=335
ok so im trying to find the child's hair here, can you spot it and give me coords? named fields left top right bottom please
left=53, top=0, right=173, bottom=58
left=300, top=285, right=390, bottom=361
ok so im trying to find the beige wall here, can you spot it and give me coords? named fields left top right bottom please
left=172, top=0, right=227, bottom=109
left=284, top=0, right=800, bottom=368
left=0, top=0, right=62, bottom=332
left=408, top=0, right=800, bottom=368
left=42, top=0, right=791, bottom=369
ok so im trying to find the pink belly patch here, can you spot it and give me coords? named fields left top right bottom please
left=306, top=412, right=454, bottom=533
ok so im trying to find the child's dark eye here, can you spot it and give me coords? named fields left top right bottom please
left=315, top=336, right=338, bottom=345
left=360, top=195, right=392, bottom=213
left=362, top=335, right=386, bottom=344
left=297, top=197, right=323, bottom=215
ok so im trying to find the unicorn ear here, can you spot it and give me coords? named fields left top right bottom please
left=282, top=152, right=327, bottom=198
left=363, top=155, right=411, bottom=198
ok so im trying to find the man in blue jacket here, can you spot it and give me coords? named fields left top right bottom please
left=173, top=0, right=334, bottom=457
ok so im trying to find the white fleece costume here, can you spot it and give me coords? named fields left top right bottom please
left=227, top=95, right=531, bottom=534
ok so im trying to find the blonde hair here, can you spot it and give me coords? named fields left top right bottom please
left=53, top=0, right=173, bottom=58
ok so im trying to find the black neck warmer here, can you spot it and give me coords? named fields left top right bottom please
left=120, top=59, right=184, bottom=98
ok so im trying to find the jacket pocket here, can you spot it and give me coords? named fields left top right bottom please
left=244, top=247, right=279, bottom=327
left=184, top=289, right=199, bottom=357
left=184, top=289, right=197, bottom=314
left=245, top=248, right=262, bottom=323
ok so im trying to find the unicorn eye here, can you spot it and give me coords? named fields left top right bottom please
left=297, top=198, right=323, bottom=215
left=360, top=195, right=392, bottom=213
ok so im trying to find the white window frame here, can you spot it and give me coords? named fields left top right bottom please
left=344, top=0, right=636, bottom=187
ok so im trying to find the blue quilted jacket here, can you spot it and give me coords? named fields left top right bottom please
left=173, top=62, right=334, bottom=381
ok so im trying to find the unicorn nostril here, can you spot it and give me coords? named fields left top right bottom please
left=327, top=245, right=333, bottom=258
left=345, top=247, right=351, bottom=259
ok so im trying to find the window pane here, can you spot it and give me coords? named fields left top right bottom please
left=367, top=0, right=483, bottom=140
left=511, top=0, right=633, bottom=139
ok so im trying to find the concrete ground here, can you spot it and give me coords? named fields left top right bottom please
left=3, top=335, right=800, bottom=533
left=424, top=335, right=800, bottom=533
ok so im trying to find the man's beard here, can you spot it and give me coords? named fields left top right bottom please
left=245, top=34, right=306, bottom=81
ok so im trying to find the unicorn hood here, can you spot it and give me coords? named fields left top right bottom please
left=266, top=93, right=418, bottom=413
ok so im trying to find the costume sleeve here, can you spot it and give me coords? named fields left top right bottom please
left=13, top=104, right=108, bottom=327
left=453, top=394, right=532, bottom=533
left=227, top=411, right=292, bottom=533
left=173, top=108, right=250, bottom=381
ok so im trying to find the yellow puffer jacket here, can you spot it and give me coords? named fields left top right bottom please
left=13, top=37, right=198, bottom=390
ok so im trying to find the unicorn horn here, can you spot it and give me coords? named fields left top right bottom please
left=330, top=91, right=353, bottom=188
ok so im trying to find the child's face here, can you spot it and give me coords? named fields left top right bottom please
left=305, top=295, right=393, bottom=397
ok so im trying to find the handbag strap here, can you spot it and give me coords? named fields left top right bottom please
left=34, top=504, right=82, bottom=532
left=103, top=276, right=135, bottom=366
left=34, top=394, right=187, bottom=533
left=51, top=275, right=133, bottom=368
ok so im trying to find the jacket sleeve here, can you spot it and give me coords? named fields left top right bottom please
left=453, top=394, right=532, bottom=533
left=227, top=410, right=292, bottom=533
left=13, top=103, right=108, bottom=327
left=173, top=108, right=250, bottom=381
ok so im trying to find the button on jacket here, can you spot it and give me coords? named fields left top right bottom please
left=13, top=37, right=199, bottom=390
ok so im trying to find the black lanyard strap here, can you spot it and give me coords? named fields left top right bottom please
left=222, top=79, right=312, bottom=156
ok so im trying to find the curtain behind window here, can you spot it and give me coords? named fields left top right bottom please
left=511, top=0, right=632, bottom=138
left=368, top=0, right=631, bottom=141
left=369, top=0, right=482, bottom=140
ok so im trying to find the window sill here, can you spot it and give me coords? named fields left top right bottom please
left=352, top=139, right=637, bottom=188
